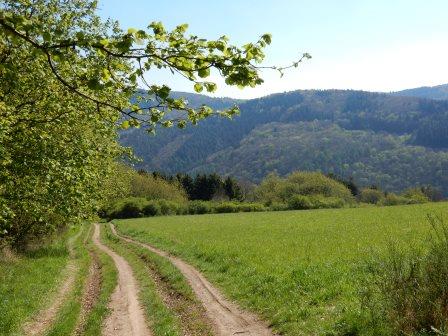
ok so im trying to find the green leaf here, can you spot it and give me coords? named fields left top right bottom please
left=261, top=33, right=272, bottom=45
left=177, top=120, right=187, bottom=129
left=162, top=120, right=173, bottom=128
left=194, top=83, right=203, bottom=93
left=204, top=82, right=217, bottom=93
left=198, top=68, right=210, bottom=78
left=158, top=85, right=170, bottom=99
left=42, top=32, right=51, bottom=42
left=87, top=78, right=102, bottom=90
left=121, top=120, right=130, bottom=129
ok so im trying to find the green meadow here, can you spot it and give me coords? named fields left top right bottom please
left=115, top=202, right=448, bottom=335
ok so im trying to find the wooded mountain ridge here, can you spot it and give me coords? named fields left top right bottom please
left=120, top=84, right=448, bottom=194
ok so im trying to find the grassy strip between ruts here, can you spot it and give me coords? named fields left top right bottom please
left=0, top=227, right=75, bottom=336
left=110, top=223, right=214, bottom=336
left=102, top=222, right=182, bottom=336
left=44, top=224, right=90, bottom=336
left=81, top=224, right=118, bottom=336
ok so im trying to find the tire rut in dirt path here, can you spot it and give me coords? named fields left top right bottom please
left=22, top=227, right=82, bottom=336
left=92, top=223, right=152, bottom=336
left=73, top=248, right=101, bottom=335
left=138, top=249, right=215, bottom=336
left=110, top=224, right=276, bottom=336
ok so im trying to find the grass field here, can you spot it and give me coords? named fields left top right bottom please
left=115, top=202, right=448, bottom=335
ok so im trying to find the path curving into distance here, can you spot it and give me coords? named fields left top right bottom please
left=110, top=223, right=275, bottom=336
left=92, top=224, right=151, bottom=336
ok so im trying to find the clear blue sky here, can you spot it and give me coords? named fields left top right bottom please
left=99, top=0, right=448, bottom=98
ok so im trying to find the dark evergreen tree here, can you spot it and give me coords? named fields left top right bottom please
left=177, top=173, right=195, bottom=199
left=223, top=176, right=243, bottom=200
left=327, top=174, right=359, bottom=196
left=191, top=173, right=223, bottom=200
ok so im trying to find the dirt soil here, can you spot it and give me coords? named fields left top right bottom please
left=111, top=224, right=275, bottom=336
left=74, top=248, right=101, bottom=335
left=92, top=223, right=151, bottom=336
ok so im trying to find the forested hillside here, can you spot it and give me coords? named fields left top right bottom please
left=393, top=83, right=448, bottom=100
left=120, top=89, right=448, bottom=194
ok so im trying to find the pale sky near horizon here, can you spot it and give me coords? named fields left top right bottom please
left=99, top=0, right=448, bottom=99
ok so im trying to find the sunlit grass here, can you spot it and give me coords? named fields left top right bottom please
left=0, top=228, right=75, bottom=335
left=115, top=202, right=448, bottom=335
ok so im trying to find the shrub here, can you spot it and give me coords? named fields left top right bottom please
left=213, top=202, right=240, bottom=213
left=313, top=196, right=345, bottom=209
left=158, top=199, right=181, bottom=215
left=141, top=201, right=161, bottom=217
left=187, top=201, right=211, bottom=215
left=285, top=171, right=354, bottom=201
left=255, top=171, right=354, bottom=206
left=287, top=195, right=314, bottom=210
left=269, top=202, right=290, bottom=211
left=114, top=201, right=142, bottom=219
left=130, top=171, right=187, bottom=202
left=254, top=173, right=284, bottom=204
left=359, top=188, right=385, bottom=204
left=238, top=202, right=267, bottom=212
left=402, top=188, right=430, bottom=204
left=287, top=195, right=346, bottom=210
left=381, top=193, right=409, bottom=206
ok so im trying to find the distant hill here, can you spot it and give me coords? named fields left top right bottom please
left=393, top=83, right=448, bottom=100
left=120, top=89, right=448, bottom=195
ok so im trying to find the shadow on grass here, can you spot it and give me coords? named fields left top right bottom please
left=23, top=245, right=68, bottom=259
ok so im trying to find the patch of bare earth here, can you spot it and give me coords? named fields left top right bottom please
left=111, top=224, right=276, bottom=336
left=92, top=223, right=151, bottom=336
left=22, top=228, right=82, bottom=336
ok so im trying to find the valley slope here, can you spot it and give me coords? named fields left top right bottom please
left=120, top=87, right=448, bottom=194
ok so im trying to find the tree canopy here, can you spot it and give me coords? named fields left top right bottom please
left=1, top=0, right=310, bottom=132
left=0, top=0, right=307, bottom=246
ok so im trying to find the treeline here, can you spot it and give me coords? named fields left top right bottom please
left=104, top=168, right=443, bottom=220
left=140, top=171, right=243, bottom=201
left=101, top=167, right=260, bottom=219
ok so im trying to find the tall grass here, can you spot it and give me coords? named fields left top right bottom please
left=347, top=215, right=448, bottom=335
left=0, top=227, right=73, bottom=335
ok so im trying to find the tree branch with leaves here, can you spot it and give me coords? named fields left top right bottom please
left=1, top=0, right=310, bottom=133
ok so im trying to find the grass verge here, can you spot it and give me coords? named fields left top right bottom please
left=44, top=224, right=90, bottom=336
left=0, top=227, right=75, bottom=335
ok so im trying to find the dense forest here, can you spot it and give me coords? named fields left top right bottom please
left=120, top=86, right=448, bottom=195
left=392, top=83, right=448, bottom=100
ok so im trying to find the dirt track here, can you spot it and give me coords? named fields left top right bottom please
left=110, top=223, right=275, bottom=336
left=22, top=227, right=82, bottom=336
left=93, top=223, right=151, bottom=336
left=74, top=248, right=101, bottom=335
